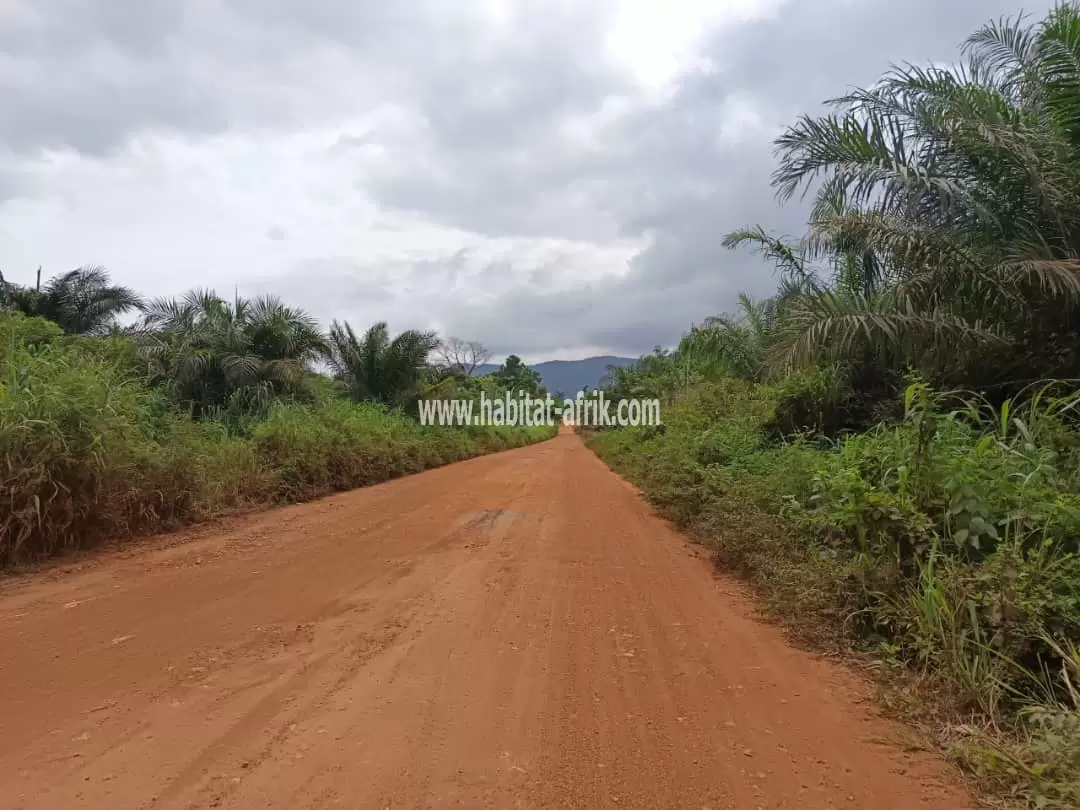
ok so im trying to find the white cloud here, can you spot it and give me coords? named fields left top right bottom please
left=604, top=0, right=784, bottom=93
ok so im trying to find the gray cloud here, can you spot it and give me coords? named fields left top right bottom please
left=0, top=0, right=1055, bottom=358
left=1, top=1, right=221, bottom=155
left=350, top=0, right=1044, bottom=353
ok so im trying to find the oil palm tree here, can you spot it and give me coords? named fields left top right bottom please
left=0, top=266, right=142, bottom=335
left=744, top=2, right=1080, bottom=389
left=326, top=320, right=440, bottom=409
left=137, top=289, right=327, bottom=417
left=679, top=294, right=779, bottom=382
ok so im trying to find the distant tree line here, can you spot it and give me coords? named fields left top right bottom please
left=0, top=266, right=546, bottom=425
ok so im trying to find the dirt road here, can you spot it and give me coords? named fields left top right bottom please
left=0, top=429, right=969, bottom=809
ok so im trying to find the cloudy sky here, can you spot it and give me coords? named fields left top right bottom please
left=0, top=0, right=1050, bottom=361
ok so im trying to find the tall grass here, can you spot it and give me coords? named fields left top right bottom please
left=0, top=314, right=553, bottom=565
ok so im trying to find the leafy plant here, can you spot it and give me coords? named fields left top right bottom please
left=327, top=320, right=440, bottom=409
left=1, top=266, right=142, bottom=335
left=135, top=289, right=327, bottom=419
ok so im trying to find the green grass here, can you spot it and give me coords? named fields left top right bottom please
left=588, top=377, right=1080, bottom=809
left=0, top=314, right=553, bottom=565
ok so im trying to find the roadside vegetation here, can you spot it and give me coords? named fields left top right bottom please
left=0, top=272, right=553, bottom=567
left=591, top=6, right=1080, bottom=807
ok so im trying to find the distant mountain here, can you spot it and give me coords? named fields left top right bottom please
left=475, top=355, right=637, bottom=397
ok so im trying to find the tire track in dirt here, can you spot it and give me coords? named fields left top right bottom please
left=0, top=429, right=970, bottom=809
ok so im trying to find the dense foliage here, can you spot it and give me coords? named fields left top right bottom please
left=590, top=6, right=1080, bottom=807
left=488, top=354, right=546, bottom=397
left=136, top=289, right=329, bottom=421
left=0, top=280, right=553, bottom=565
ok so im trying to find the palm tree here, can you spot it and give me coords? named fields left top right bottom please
left=0, top=266, right=142, bottom=335
left=604, top=349, right=689, bottom=401
left=743, top=2, right=1080, bottom=390
left=137, top=289, right=327, bottom=417
left=679, top=294, right=778, bottom=382
left=326, top=320, right=440, bottom=409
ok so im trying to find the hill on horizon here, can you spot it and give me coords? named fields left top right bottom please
left=475, top=355, right=637, bottom=397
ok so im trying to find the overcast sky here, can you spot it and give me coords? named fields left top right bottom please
left=0, top=0, right=1050, bottom=361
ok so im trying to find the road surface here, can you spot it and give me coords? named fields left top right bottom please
left=0, top=429, right=969, bottom=809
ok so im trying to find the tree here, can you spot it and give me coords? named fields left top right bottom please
left=729, top=3, right=1080, bottom=393
left=136, top=289, right=327, bottom=417
left=678, top=294, right=779, bottom=382
left=490, top=354, right=545, bottom=396
left=603, top=348, right=690, bottom=401
left=327, top=320, right=440, bottom=409
left=437, top=337, right=491, bottom=376
left=0, top=266, right=142, bottom=335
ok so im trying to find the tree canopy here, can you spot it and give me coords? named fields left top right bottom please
left=1, top=266, right=142, bottom=336
left=327, top=320, right=440, bottom=410
left=136, top=289, right=327, bottom=419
